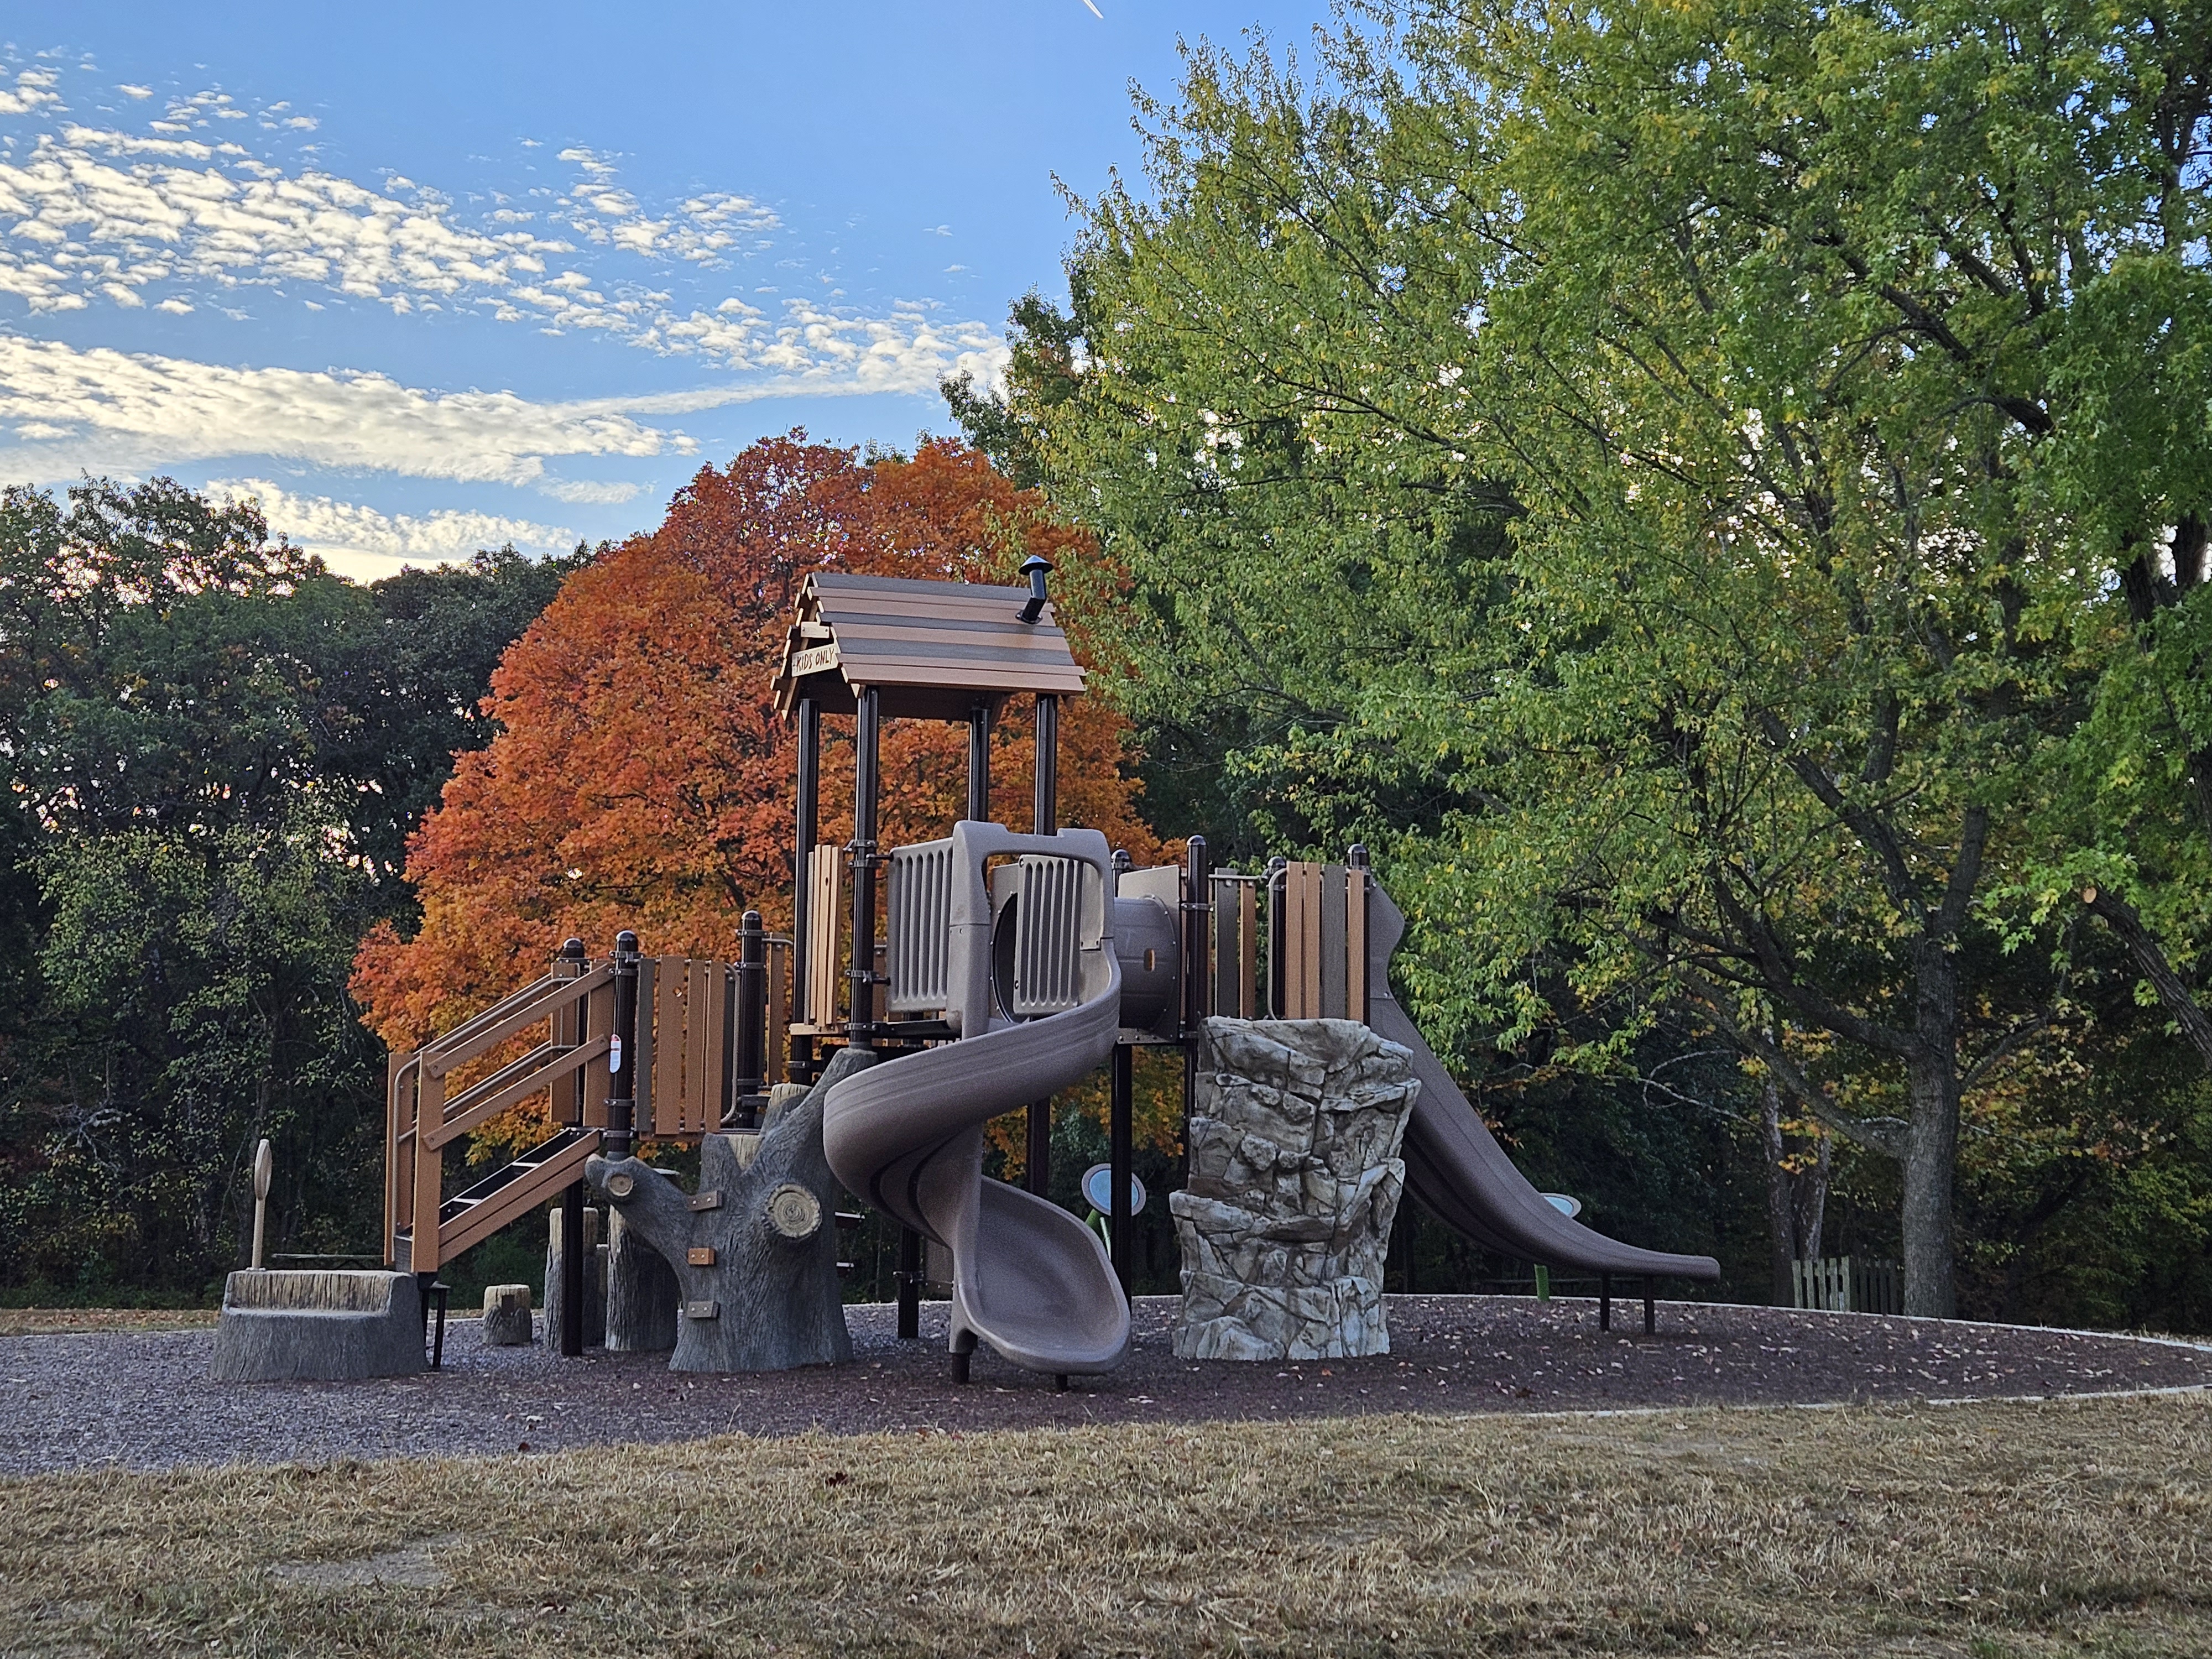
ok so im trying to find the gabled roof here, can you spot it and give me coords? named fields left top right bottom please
left=771, top=571, right=1088, bottom=722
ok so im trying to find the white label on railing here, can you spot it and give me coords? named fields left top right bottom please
left=609, top=1035, right=623, bottom=1073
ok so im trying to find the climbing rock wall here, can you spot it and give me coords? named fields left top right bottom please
left=1171, top=1018, right=1420, bottom=1361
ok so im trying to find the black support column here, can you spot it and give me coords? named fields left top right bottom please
left=1109, top=1042, right=1133, bottom=1301
left=606, top=930, right=640, bottom=1160
left=1026, top=691, right=1058, bottom=1194
left=1032, top=693, right=1058, bottom=836
left=789, top=696, right=820, bottom=1081
left=967, top=702, right=991, bottom=823
left=849, top=685, right=881, bottom=1044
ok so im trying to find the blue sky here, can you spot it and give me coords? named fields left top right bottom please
left=0, top=2, right=1338, bottom=580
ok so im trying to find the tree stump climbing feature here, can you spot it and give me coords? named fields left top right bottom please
left=606, top=1206, right=680, bottom=1351
left=586, top=1046, right=872, bottom=1372
left=1170, top=1017, right=1420, bottom=1360
left=542, top=1207, right=605, bottom=1348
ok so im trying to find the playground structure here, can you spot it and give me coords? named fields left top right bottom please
left=383, top=561, right=1718, bottom=1378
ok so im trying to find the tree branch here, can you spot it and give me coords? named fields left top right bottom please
left=2086, top=887, right=2212, bottom=1070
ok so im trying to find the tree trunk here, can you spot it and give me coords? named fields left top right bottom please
left=1760, top=1077, right=1796, bottom=1306
left=1795, top=1130, right=1831, bottom=1263
left=586, top=1045, right=871, bottom=1373
left=1903, top=940, right=1963, bottom=1317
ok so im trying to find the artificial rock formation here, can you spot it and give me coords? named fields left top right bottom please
left=1171, top=1018, right=1420, bottom=1361
left=585, top=1046, right=869, bottom=1373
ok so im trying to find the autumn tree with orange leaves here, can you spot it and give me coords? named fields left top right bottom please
left=352, top=436, right=1166, bottom=1062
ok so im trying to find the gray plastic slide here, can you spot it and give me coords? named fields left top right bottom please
left=823, top=826, right=1131, bottom=1375
left=1364, top=880, right=1721, bottom=1282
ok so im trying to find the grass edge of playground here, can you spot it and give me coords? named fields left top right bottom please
left=3, top=1390, right=2208, bottom=1657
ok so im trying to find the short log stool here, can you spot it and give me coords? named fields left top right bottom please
left=482, top=1284, right=533, bottom=1346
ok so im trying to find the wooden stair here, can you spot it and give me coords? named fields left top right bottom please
left=393, top=1126, right=600, bottom=1273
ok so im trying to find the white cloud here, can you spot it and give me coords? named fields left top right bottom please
left=536, top=477, right=642, bottom=504
left=210, top=475, right=575, bottom=579
left=0, top=336, right=696, bottom=484
left=0, top=70, right=59, bottom=118
left=116, top=85, right=154, bottom=101
left=661, top=298, right=1009, bottom=398
left=0, top=124, right=573, bottom=314
left=0, top=65, right=1009, bottom=405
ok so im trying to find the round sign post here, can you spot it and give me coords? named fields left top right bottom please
left=1078, top=1163, right=1146, bottom=1265
left=1532, top=1195, right=1580, bottom=1303
left=251, top=1138, right=273, bottom=1270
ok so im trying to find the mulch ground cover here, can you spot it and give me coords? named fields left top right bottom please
left=4, top=1292, right=2205, bottom=1475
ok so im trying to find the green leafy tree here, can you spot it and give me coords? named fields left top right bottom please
left=959, top=0, right=2212, bottom=1315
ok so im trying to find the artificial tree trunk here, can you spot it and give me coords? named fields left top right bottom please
left=585, top=1045, right=873, bottom=1373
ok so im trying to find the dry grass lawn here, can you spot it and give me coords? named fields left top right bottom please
left=2, top=1392, right=2206, bottom=1657
left=0, top=1308, right=216, bottom=1337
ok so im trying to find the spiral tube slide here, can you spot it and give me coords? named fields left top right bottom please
left=1365, top=881, right=1721, bottom=1281
left=823, top=826, right=1131, bottom=1375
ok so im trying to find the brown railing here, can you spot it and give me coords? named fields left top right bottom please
left=385, top=936, right=790, bottom=1274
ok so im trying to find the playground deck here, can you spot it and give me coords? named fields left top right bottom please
left=4, top=1295, right=2206, bottom=1476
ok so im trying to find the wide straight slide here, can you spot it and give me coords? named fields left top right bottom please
left=1364, top=881, right=1721, bottom=1282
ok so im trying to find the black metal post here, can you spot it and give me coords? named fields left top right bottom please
left=966, top=703, right=991, bottom=823
left=1033, top=693, right=1058, bottom=835
left=1027, top=1097, right=1051, bottom=1197
left=733, top=910, right=766, bottom=1128
left=850, top=686, right=881, bottom=1045
left=607, top=930, right=640, bottom=1160
left=790, top=696, right=820, bottom=1079
left=896, top=1227, right=921, bottom=1338
left=1109, top=1042, right=1133, bottom=1301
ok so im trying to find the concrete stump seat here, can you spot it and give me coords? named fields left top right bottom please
left=210, top=1269, right=424, bottom=1381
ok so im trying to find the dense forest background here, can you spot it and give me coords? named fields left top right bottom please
left=7, top=0, right=2212, bottom=1333
left=0, top=478, right=582, bottom=1302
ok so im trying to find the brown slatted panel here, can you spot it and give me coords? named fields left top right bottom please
left=830, top=618, right=1079, bottom=651
left=654, top=956, right=685, bottom=1138
left=386, top=1051, right=414, bottom=1262
left=411, top=1067, right=444, bottom=1271
left=1280, top=862, right=1326, bottom=1019
left=1319, top=864, right=1348, bottom=1020
left=1239, top=881, right=1258, bottom=1019
left=702, top=961, right=731, bottom=1133
left=767, top=939, right=789, bottom=1081
left=685, top=958, right=714, bottom=1136
left=807, top=846, right=842, bottom=1023
left=582, top=982, right=613, bottom=1128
